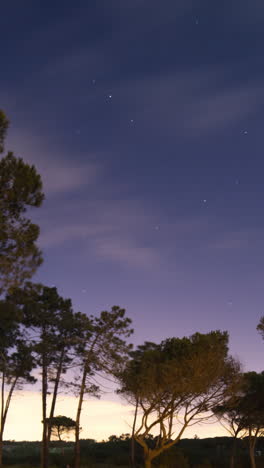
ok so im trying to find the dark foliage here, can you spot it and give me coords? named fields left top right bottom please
left=2, top=436, right=264, bottom=468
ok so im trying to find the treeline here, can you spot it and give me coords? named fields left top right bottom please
left=2, top=436, right=264, bottom=468
left=1, top=110, right=264, bottom=468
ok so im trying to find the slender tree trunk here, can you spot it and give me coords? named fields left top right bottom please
left=73, top=333, right=101, bottom=468
left=41, top=356, right=48, bottom=468
left=0, top=372, right=17, bottom=468
left=249, top=444, right=256, bottom=468
left=130, top=398, right=138, bottom=468
left=248, top=428, right=257, bottom=468
left=0, top=371, right=4, bottom=431
left=0, top=431, right=3, bottom=468
left=0, top=370, right=5, bottom=468
left=47, top=349, right=65, bottom=442
left=74, top=366, right=87, bottom=468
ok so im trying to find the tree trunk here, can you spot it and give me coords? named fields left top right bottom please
left=144, top=455, right=152, bottom=468
left=41, top=358, right=48, bottom=468
left=230, top=437, right=237, bottom=468
left=248, top=427, right=258, bottom=468
left=0, top=431, right=3, bottom=468
left=74, top=366, right=87, bottom=468
left=47, top=349, right=65, bottom=442
left=0, top=370, right=4, bottom=468
left=249, top=444, right=256, bottom=468
left=0, top=372, right=4, bottom=436
left=0, top=372, right=17, bottom=468
left=130, top=398, right=138, bottom=468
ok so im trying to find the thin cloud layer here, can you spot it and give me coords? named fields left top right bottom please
left=38, top=198, right=161, bottom=269
left=94, top=238, right=159, bottom=268
left=5, top=127, right=99, bottom=196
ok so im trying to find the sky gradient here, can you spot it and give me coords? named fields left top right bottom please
left=1, top=0, right=264, bottom=439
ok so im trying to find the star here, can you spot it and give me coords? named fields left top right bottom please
left=202, top=199, right=207, bottom=203
left=108, top=94, right=112, bottom=99
left=91, top=79, right=96, bottom=85
left=242, top=130, right=248, bottom=135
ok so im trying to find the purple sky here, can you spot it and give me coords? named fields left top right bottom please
left=1, top=0, right=264, bottom=373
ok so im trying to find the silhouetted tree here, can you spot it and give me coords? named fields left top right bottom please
left=0, top=110, right=44, bottom=295
left=10, top=283, right=75, bottom=468
left=0, top=300, right=36, bottom=467
left=46, top=308, right=87, bottom=443
left=257, top=316, right=264, bottom=340
left=46, top=415, right=76, bottom=441
left=73, top=306, right=133, bottom=468
left=0, top=111, right=9, bottom=153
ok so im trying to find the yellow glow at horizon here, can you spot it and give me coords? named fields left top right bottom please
left=4, top=391, right=227, bottom=442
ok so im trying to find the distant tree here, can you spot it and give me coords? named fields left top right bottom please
left=46, top=415, right=76, bottom=441
left=0, top=110, right=44, bottom=295
left=73, top=307, right=133, bottom=468
left=119, top=433, right=130, bottom=441
left=118, top=331, right=240, bottom=468
left=0, top=300, right=36, bottom=467
left=257, top=316, right=264, bottom=340
left=0, top=111, right=9, bottom=153
left=108, top=435, right=119, bottom=443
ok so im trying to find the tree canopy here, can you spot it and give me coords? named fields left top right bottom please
left=46, top=416, right=76, bottom=441
left=118, top=331, right=240, bottom=468
left=0, top=110, right=44, bottom=295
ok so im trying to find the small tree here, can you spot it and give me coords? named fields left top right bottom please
left=118, top=331, right=240, bottom=468
left=46, top=416, right=76, bottom=441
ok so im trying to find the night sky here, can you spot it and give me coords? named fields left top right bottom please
left=1, top=0, right=264, bottom=376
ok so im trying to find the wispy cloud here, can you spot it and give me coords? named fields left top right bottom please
left=94, top=238, right=159, bottom=268
left=37, top=198, right=160, bottom=268
left=185, top=82, right=264, bottom=134
left=108, top=70, right=264, bottom=136
left=40, top=160, right=98, bottom=195
left=209, top=228, right=264, bottom=250
left=5, top=128, right=100, bottom=196
left=39, top=223, right=112, bottom=249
